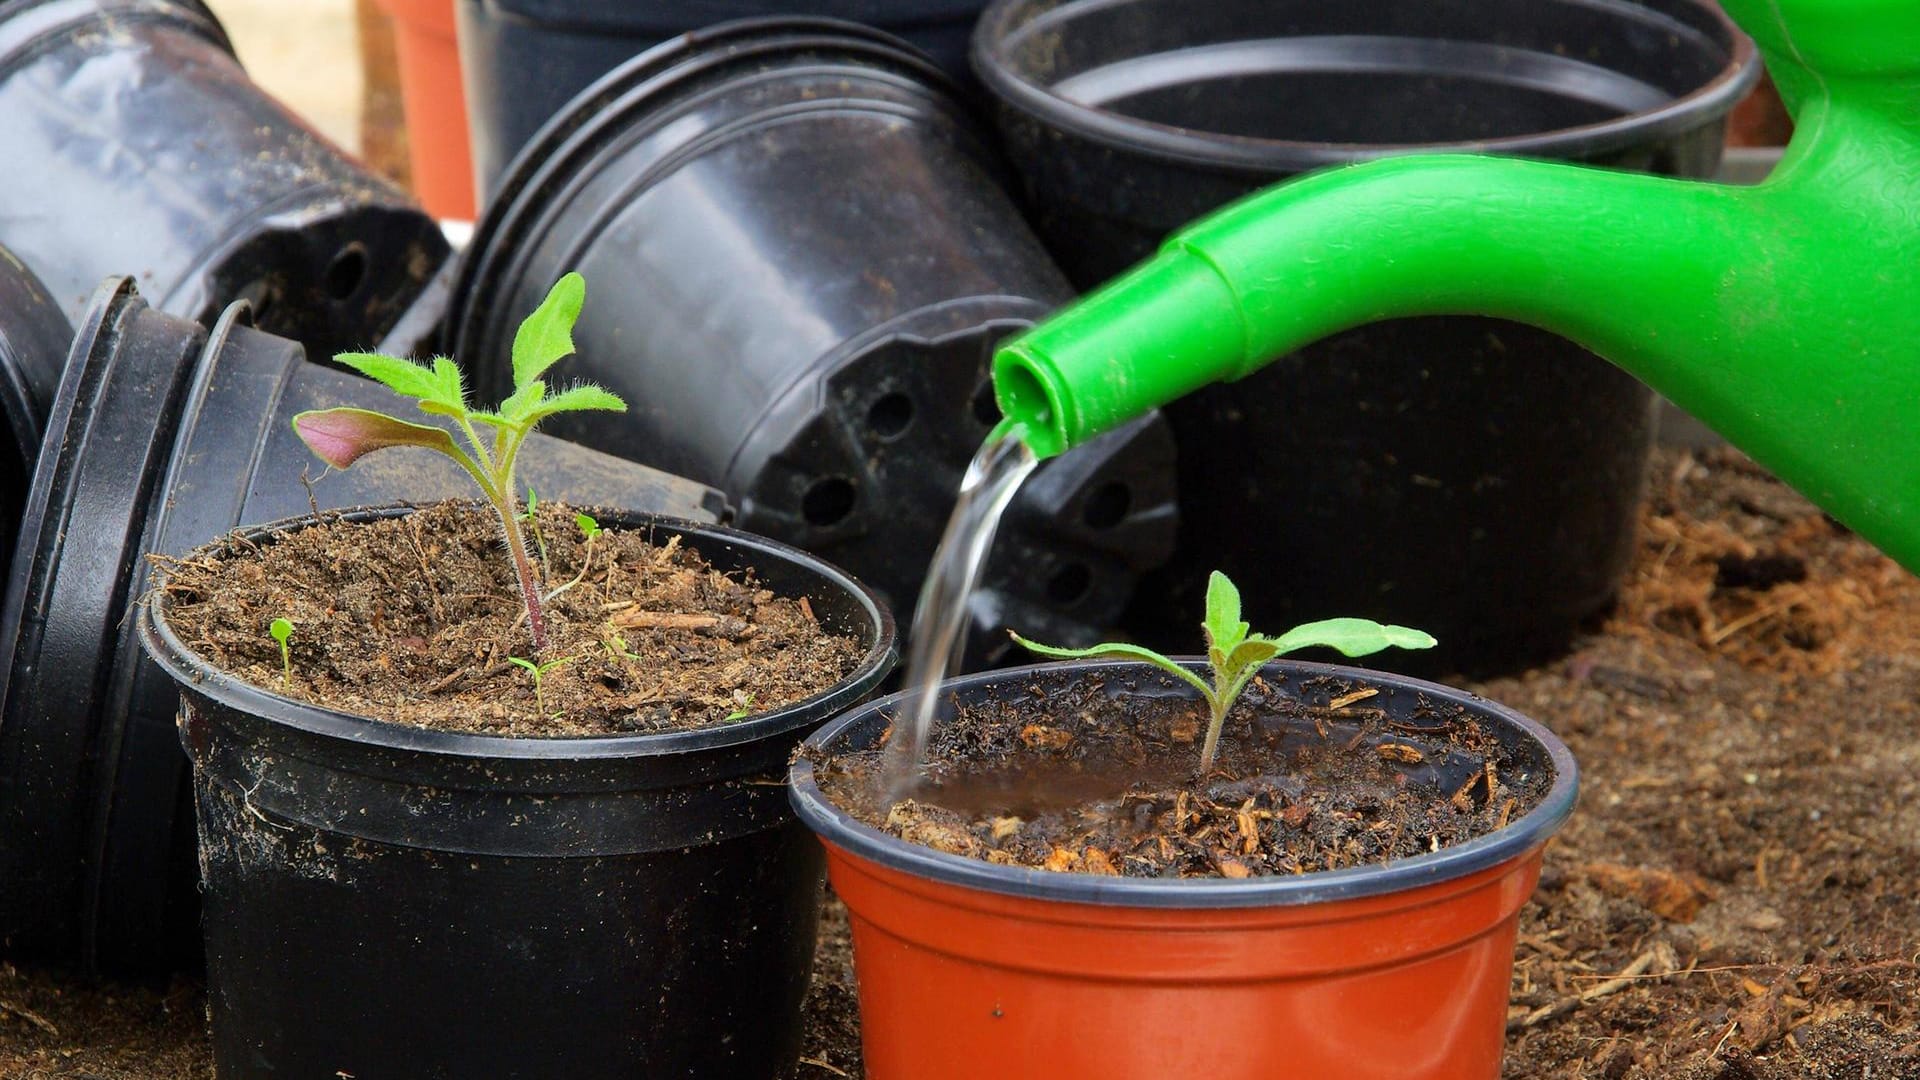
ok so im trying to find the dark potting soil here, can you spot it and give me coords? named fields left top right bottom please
left=8, top=449, right=1917, bottom=1078
left=818, top=674, right=1551, bottom=878
left=153, top=500, right=863, bottom=736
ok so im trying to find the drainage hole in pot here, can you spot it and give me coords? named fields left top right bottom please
left=970, top=380, right=1001, bottom=426
left=802, top=477, right=857, bottom=527
left=867, top=392, right=914, bottom=440
left=1047, top=563, right=1093, bottom=606
left=1082, top=482, right=1131, bottom=529
left=324, top=243, right=369, bottom=301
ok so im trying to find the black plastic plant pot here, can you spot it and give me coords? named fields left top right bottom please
left=138, top=506, right=897, bottom=1079
left=457, top=0, right=994, bottom=197
left=0, top=277, right=729, bottom=973
left=0, top=0, right=450, bottom=361
left=789, top=660, right=1578, bottom=1076
left=449, top=17, right=1177, bottom=667
left=974, top=0, right=1761, bottom=675
left=0, top=246, right=70, bottom=559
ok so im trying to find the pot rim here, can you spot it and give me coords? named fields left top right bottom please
left=970, top=0, right=1762, bottom=174
left=790, top=658, right=1578, bottom=908
left=139, top=503, right=899, bottom=761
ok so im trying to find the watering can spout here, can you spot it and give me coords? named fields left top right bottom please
left=995, top=90, right=1920, bottom=572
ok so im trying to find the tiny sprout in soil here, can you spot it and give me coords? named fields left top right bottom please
left=725, top=693, right=756, bottom=723
left=1013, top=571, right=1435, bottom=773
left=291, top=271, right=625, bottom=655
left=269, top=617, right=294, bottom=687
left=508, top=655, right=572, bottom=719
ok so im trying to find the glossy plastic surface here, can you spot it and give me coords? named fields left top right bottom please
left=0, top=0, right=449, bottom=359
left=449, top=18, right=1177, bottom=667
left=0, top=247, right=68, bottom=561
left=456, top=0, right=991, bottom=195
left=992, top=0, right=1920, bottom=577
left=0, top=279, right=725, bottom=972
left=790, top=660, right=1577, bottom=1079
left=142, top=505, right=896, bottom=1078
left=375, top=0, right=475, bottom=219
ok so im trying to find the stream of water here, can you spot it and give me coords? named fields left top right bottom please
left=883, top=424, right=1039, bottom=795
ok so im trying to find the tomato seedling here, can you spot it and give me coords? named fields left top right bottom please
left=1013, top=571, right=1435, bottom=773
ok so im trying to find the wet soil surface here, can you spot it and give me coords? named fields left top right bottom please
left=6, top=449, right=1917, bottom=1077
left=156, top=500, right=862, bottom=736
left=818, top=673, right=1551, bottom=878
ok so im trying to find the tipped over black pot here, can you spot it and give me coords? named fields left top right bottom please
left=0, top=246, right=70, bottom=559
left=0, top=0, right=449, bottom=360
left=140, top=506, right=897, bottom=1078
left=973, top=0, right=1758, bottom=675
left=456, top=0, right=995, bottom=198
left=0, top=277, right=728, bottom=972
left=450, top=18, right=1177, bottom=667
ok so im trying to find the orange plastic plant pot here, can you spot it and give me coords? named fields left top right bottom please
left=375, top=0, right=475, bottom=219
left=790, top=660, right=1578, bottom=1080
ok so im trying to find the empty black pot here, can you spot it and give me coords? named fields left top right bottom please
left=457, top=0, right=993, bottom=198
left=0, top=247, right=70, bottom=559
left=0, top=0, right=450, bottom=361
left=450, top=18, right=1177, bottom=667
left=140, top=506, right=896, bottom=1078
left=0, top=277, right=728, bottom=972
left=975, top=0, right=1758, bottom=674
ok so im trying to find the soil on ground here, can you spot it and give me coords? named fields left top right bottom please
left=153, top=500, right=863, bottom=737
left=6, top=448, right=1917, bottom=1077
left=819, top=671, right=1552, bottom=878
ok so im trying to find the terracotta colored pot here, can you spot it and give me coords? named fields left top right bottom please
left=376, top=0, right=474, bottom=218
left=789, top=661, right=1579, bottom=1079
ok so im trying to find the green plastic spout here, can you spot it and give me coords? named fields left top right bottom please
left=994, top=0, right=1920, bottom=573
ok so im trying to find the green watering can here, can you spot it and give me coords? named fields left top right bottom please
left=992, top=0, right=1920, bottom=573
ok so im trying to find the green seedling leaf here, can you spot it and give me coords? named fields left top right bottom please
left=511, top=272, right=585, bottom=387
left=269, top=617, right=294, bottom=686
left=292, top=408, right=461, bottom=470
left=1007, top=633, right=1213, bottom=699
left=1012, top=571, right=1435, bottom=775
left=575, top=513, right=601, bottom=540
left=292, top=271, right=624, bottom=657
left=725, top=693, right=757, bottom=723
left=1269, top=618, right=1437, bottom=658
left=524, top=383, right=626, bottom=421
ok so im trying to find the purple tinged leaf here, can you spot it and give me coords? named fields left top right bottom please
left=292, top=408, right=461, bottom=469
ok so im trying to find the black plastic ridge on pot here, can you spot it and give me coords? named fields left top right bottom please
left=450, top=17, right=1178, bottom=666
left=138, top=506, right=897, bottom=1078
left=0, top=277, right=730, bottom=972
left=0, top=0, right=450, bottom=361
left=971, top=0, right=1759, bottom=676
left=790, top=659, right=1578, bottom=908
left=456, top=0, right=994, bottom=197
left=0, top=245, right=70, bottom=557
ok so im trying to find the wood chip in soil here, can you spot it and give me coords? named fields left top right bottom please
left=152, top=500, right=863, bottom=736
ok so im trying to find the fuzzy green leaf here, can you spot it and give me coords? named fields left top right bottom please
left=511, top=272, right=586, bottom=387
left=524, top=383, right=627, bottom=420
left=496, top=378, right=547, bottom=424
left=1270, top=618, right=1438, bottom=658
left=1202, top=571, right=1249, bottom=653
left=1223, top=637, right=1284, bottom=674
left=414, top=357, right=469, bottom=418
left=1009, top=632, right=1213, bottom=700
left=335, top=352, right=464, bottom=415
left=292, top=408, right=461, bottom=470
